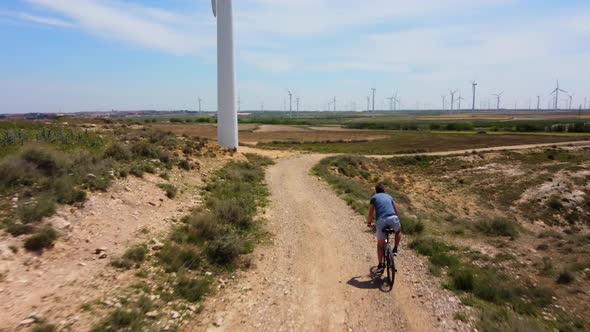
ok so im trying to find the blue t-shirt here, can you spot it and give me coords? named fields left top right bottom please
left=370, top=193, right=396, bottom=220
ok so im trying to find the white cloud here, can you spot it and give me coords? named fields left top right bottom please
left=23, top=0, right=214, bottom=55
left=13, top=12, right=74, bottom=28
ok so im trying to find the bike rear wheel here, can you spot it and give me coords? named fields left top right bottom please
left=386, top=255, right=395, bottom=286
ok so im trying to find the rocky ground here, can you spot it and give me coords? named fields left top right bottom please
left=0, top=160, right=224, bottom=331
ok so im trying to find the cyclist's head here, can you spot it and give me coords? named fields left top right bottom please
left=375, top=183, right=385, bottom=193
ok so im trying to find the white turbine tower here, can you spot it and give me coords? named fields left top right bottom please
left=449, top=89, right=458, bottom=112
left=441, top=95, right=446, bottom=111
left=457, top=95, right=464, bottom=110
left=387, top=96, right=394, bottom=111
left=287, top=90, right=293, bottom=117
left=471, top=81, right=478, bottom=111
left=371, top=88, right=376, bottom=112
left=550, top=80, right=567, bottom=110
left=537, top=96, right=541, bottom=111
left=492, top=92, right=503, bottom=110
left=212, top=0, right=238, bottom=149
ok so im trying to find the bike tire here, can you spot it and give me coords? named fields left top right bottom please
left=387, top=256, right=395, bottom=286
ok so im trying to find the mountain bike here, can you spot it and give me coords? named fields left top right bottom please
left=382, top=227, right=397, bottom=286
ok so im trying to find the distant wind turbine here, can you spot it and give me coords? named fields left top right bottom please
left=457, top=95, right=465, bottom=110
left=287, top=90, right=293, bottom=117
left=568, top=94, right=574, bottom=110
left=441, top=95, right=446, bottom=111
left=537, top=96, right=541, bottom=111
left=550, top=80, right=568, bottom=110
left=449, top=89, right=458, bottom=112
left=371, top=88, right=376, bottom=112
left=333, top=96, right=337, bottom=112
left=471, top=81, right=478, bottom=111
left=212, top=0, right=238, bottom=149
left=198, top=97, right=202, bottom=113
left=492, top=92, right=503, bottom=110
left=393, top=92, right=399, bottom=111
left=387, top=96, right=394, bottom=111
left=296, top=97, right=300, bottom=114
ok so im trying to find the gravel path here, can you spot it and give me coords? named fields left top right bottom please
left=196, top=154, right=470, bottom=332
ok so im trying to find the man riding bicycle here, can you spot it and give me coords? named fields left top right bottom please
left=367, top=183, right=402, bottom=273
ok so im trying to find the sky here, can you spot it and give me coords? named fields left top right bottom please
left=1, top=0, right=589, bottom=113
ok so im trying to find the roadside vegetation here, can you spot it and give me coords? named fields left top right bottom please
left=94, top=153, right=273, bottom=330
left=315, top=147, right=590, bottom=331
left=0, top=120, right=223, bottom=252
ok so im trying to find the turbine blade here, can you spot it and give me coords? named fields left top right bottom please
left=211, top=0, right=217, bottom=17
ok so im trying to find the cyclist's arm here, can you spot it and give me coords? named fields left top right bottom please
left=392, top=199, right=399, bottom=216
left=367, top=204, right=375, bottom=227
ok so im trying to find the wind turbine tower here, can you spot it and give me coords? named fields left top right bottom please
left=371, top=88, right=376, bottom=112
left=471, top=81, right=478, bottom=111
left=568, top=94, right=573, bottom=110
left=449, top=89, right=458, bottom=112
left=296, top=97, right=300, bottom=113
left=333, top=96, right=337, bottom=112
left=457, top=95, right=465, bottom=110
left=212, top=0, right=238, bottom=149
left=287, top=90, right=293, bottom=117
left=387, top=96, right=394, bottom=111
left=550, top=80, right=567, bottom=110
left=441, top=95, right=446, bottom=111
left=492, top=92, right=503, bottom=111
left=198, top=97, right=202, bottom=113
left=537, top=96, right=541, bottom=111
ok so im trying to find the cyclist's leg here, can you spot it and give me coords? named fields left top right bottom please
left=377, top=239, right=385, bottom=265
left=376, top=218, right=387, bottom=265
left=394, top=229, right=402, bottom=249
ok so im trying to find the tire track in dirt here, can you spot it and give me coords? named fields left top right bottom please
left=197, top=154, right=469, bottom=332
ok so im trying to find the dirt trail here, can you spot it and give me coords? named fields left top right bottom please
left=367, top=139, right=590, bottom=158
left=195, top=154, right=469, bottom=332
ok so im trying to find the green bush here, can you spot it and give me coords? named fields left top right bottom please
left=103, top=142, right=132, bottom=160
left=112, top=244, right=147, bottom=269
left=475, top=217, right=518, bottom=237
left=31, top=323, right=57, bottom=332
left=401, top=217, right=425, bottom=235
left=450, top=267, right=475, bottom=291
left=20, top=145, right=66, bottom=176
left=157, top=243, right=202, bottom=272
left=91, top=309, right=141, bottom=332
left=178, top=159, right=192, bottom=170
left=174, top=275, right=211, bottom=302
left=157, top=183, right=178, bottom=199
left=210, top=198, right=252, bottom=229
left=24, top=225, right=57, bottom=251
left=205, top=235, right=243, bottom=265
left=556, top=271, right=574, bottom=284
left=131, top=141, right=160, bottom=159
left=3, top=220, right=34, bottom=236
left=409, top=236, right=454, bottom=256
left=17, top=196, right=56, bottom=223
left=178, top=213, right=225, bottom=243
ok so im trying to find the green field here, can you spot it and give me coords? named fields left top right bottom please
left=258, top=131, right=590, bottom=154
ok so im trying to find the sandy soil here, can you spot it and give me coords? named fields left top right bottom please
left=0, top=162, right=221, bottom=331
left=191, top=154, right=470, bottom=332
